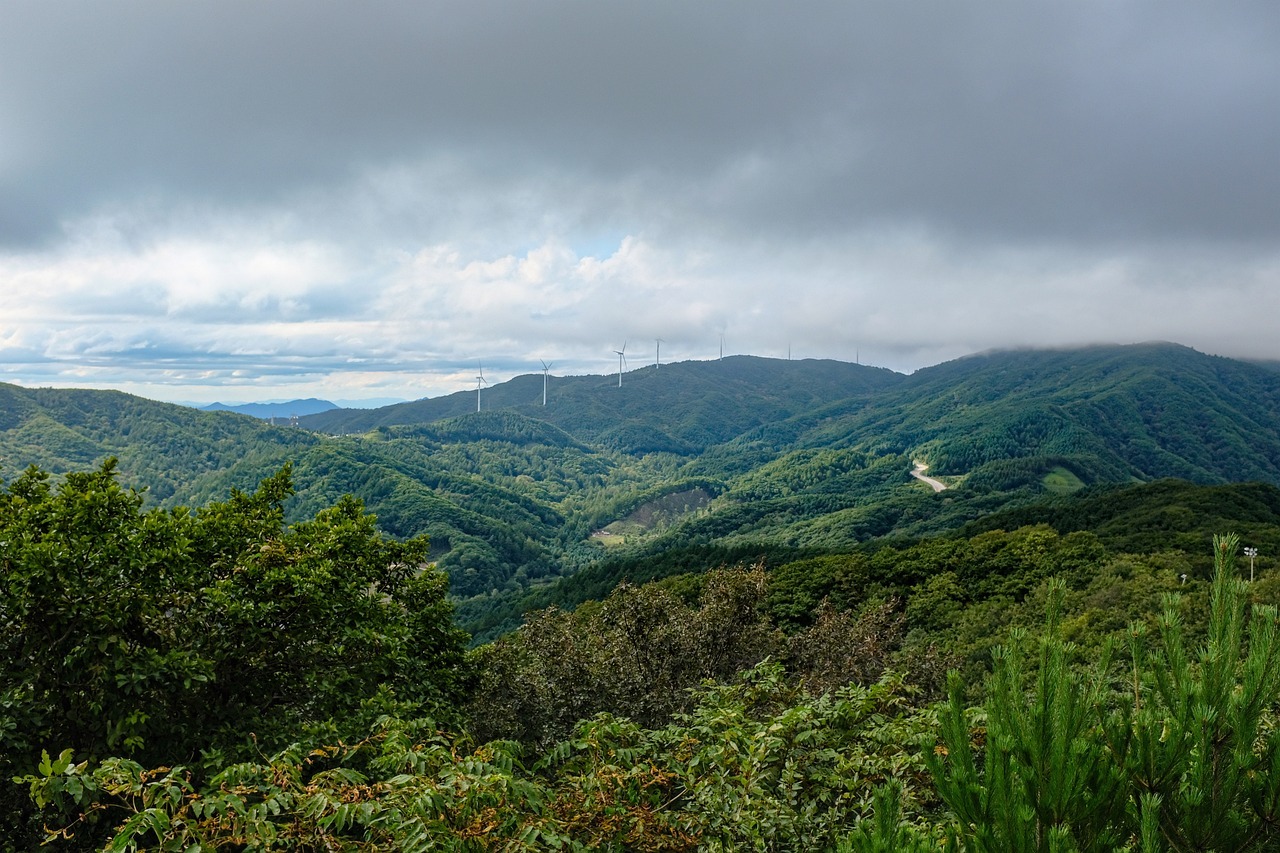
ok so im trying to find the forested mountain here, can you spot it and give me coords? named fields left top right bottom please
left=0, top=384, right=319, bottom=501
left=300, top=355, right=903, bottom=453
left=5, top=342, right=1280, bottom=634
left=694, top=343, right=1280, bottom=488
left=847, top=343, right=1280, bottom=484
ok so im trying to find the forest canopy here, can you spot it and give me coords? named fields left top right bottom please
left=7, top=451, right=1280, bottom=849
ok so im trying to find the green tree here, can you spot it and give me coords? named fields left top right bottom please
left=929, top=535, right=1280, bottom=851
left=33, top=662, right=941, bottom=852
left=1, top=461, right=470, bottom=847
left=928, top=579, right=1128, bottom=852
left=1103, top=533, right=1280, bottom=851
left=467, top=564, right=781, bottom=747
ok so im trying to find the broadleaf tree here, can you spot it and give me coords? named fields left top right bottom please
left=0, top=460, right=470, bottom=847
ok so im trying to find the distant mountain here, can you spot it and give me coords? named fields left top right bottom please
left=201, top=398, right=338, bottom=419
left=300, top=356, right=904, bottom=453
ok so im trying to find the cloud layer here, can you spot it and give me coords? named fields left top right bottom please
left=3, top=2, right=1279, bottom=402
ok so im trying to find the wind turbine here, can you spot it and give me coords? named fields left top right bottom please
left=719, top=333, right=725, bottom=361
left=655, top=338, right=663, bottom=369
left=475, top=363, right=488, bottom=412
left=540, top=359, right=553, bottom=406
left=614, top=341, right=628, bottom=387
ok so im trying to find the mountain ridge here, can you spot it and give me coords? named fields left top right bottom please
left=202, top=398, right=339, bottom=419
left=5, top=342, right=1280, bottom=623
left=299, top=355, right=903, bottom=453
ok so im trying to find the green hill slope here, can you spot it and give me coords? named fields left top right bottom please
left=300, top=356, right=904, bottom=453
left=702, top=343, right=1280, bottom=490
left=8, top=343, right=1280, bottom=628
left=0, top=385, right=318, bottom=500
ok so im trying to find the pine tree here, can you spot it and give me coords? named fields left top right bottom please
left=928, top=534, right=1280, bottom=851
left=928, top=578, right=1127, bottom=852
left=1104, top=533, right=1280, bottom=851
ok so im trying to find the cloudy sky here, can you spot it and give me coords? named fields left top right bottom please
left=3, top=1, right=1280, bottom=404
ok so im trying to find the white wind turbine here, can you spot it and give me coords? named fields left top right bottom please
left=540, top=359, right=553, bottom=406
left=655, top=338, right=663, bottom=369
left=614, top=341, right=628, bottom=387
left=475, top=363, right=488, bottom=412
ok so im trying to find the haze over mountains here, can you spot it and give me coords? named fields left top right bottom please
left=201, top=398, right=339, bottom=419
left=198, top=397, right=408, bottom=418
left=4, top=341, right=1280, bottom=637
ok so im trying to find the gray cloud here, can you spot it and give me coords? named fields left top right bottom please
left=7, top=2, right=1280, bottom=245
left=3, top=1, right=1280, bottom=401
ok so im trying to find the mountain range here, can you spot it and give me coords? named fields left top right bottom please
left=4, top=341, right=1280, bottom=637
left=197, top=397, right=409, bottom=418
left=200, top=398, right=339, bottom=419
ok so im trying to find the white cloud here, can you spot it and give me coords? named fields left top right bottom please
left=4, top=2, right=1280, bottom=403
left=5, top=201, right=1280, bottom=404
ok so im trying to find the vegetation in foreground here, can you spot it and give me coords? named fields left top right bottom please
left=0, top=462, right=470, bottom=849
left=7, top=464, right=1280, bottom=850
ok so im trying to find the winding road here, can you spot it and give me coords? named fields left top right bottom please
left=910, top=461, right=948, bottom=492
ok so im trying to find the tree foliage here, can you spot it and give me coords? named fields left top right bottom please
left=0, top=461, right=470, bottom=847
left=929, top=535, right=1280, bottom=851
left=17, top=504, right=1280, bottom=851
left=27, top=664, right=941, bottom=852
left=466, top=562, right=915, bottom=749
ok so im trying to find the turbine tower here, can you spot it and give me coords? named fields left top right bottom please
left=614, top=341, right=628, bottom=387
left=655, top=338, right=663, bottom=369
left=540, top=359, right=553, bottom=406
left=475, top=363, right=488, bottom=412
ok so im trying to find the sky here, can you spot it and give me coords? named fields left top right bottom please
left=3, top=1, right=1280, bottom=405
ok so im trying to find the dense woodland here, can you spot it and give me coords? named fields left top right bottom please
left=6, top=343, right=1280, bottom=632
left=7, top=343, right=1280, bottom=848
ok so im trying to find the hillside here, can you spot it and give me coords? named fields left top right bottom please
left=960, top=478, right=1280, bottom=556
left=631, top=344, right=1280, bottom=546
left=0, top=385, right=319, bottom=501
left=890, top=343, right=1280, bottom=483
left=300, top=356, right=904, bottom=453
left=7, top=343, right=1280, bottom=631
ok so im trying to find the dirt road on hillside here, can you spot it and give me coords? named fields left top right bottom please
left=911, top=461, right=947, bottom=492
